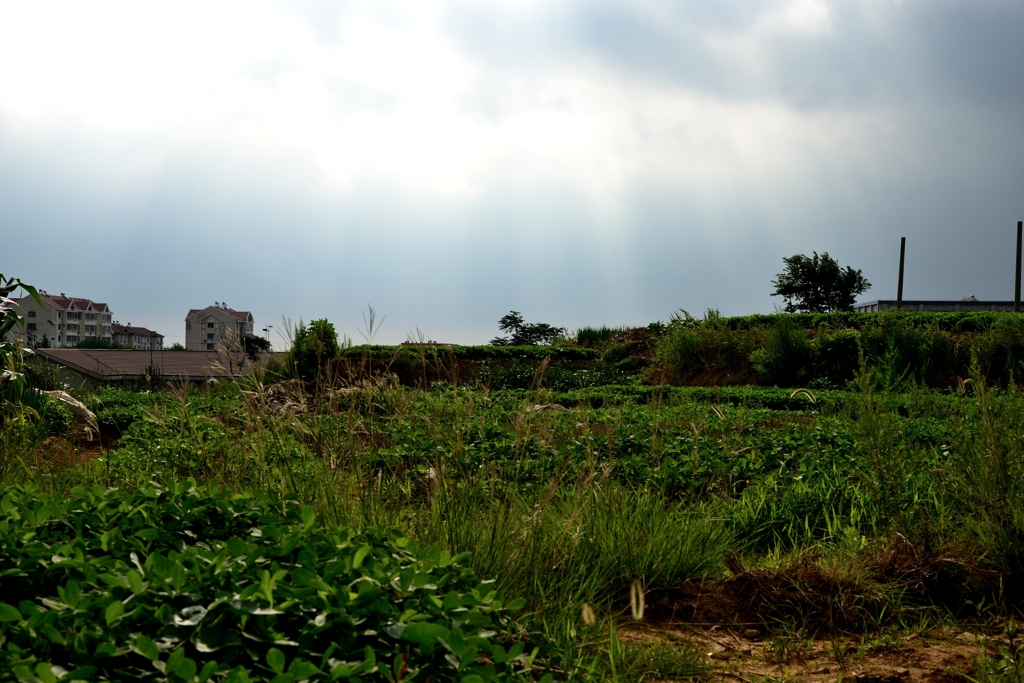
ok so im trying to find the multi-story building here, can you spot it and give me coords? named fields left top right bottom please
left=185, top=303, right=254, bottom=351
left=6, top=291, right=113, bottom=348
left=111, top=323, right=164, bottom=350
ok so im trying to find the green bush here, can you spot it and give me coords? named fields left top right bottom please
left=292, top=320, right=340, bottom=383
left=574, top=326, right=629, bottom=346
left=812, top=328, right=861, bottom=386
left=0, top=481, right=538, bottom=683
left=749, top=318, right=812, bottom=386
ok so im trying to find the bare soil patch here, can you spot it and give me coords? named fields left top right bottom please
left=35, top=431, right=119, bottom=466
left=623, top=623, right=988, bottom=682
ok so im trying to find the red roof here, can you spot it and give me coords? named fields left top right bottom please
left=111, top=324, right=163, bottom=338
left=15, top=293, right=110, bottom=312
left=186, top=305, right=253, bottom=321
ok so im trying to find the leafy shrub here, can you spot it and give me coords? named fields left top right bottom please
left=37, top=396, right=74, bottom=438
left=749, top=318, right=812, bottom=386
left=83, top=388, right=159, bottom=435
left=653, top=311, right=757, bottom=383
left=291, top=319, right=340, bottom=383
left=490, top=312, right=564, bottom=346
left=812, top=328, right=861, bottom=386
left=574, top=326, right=629, bottom=346
left=0, top=481, right=538, bottom=683
left=601, top=342, right=632, bottom=364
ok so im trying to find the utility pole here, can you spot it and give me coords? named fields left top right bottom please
left=897, top=237, right=906, bottom=311
left=1016, top=221, right=1022, bottom=313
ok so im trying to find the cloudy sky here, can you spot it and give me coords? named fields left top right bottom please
left=1, top=0, right=1022, bottom=346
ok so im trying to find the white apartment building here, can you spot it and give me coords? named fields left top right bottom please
left=111, top=323, right=165, bottom=350
left=8, top=291, right=113, bottom=347
left=185, top=303, right=254, bottom=350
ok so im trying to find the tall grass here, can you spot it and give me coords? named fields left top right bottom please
left=11, top=342, right=1024, bottom=678
left=574, top=326, right=630, bottom=346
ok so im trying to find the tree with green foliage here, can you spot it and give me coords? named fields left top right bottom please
left=167, top=342, right=186, bottom=351
left=0, top=274, right=42, bottom=419
left=241, top=334, right=272, bottom=361
left=292, top=319, right=340, bottom=381
left=771, top=252, right=871, bottom=313
left=74, top=337, right=130, bottom=349
left=490, top=311, right=565, bottom=346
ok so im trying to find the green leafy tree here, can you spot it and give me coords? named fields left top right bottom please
left=0, top=274, right=42, bottom=414
left=771, top=252, right=871, bottom=313
left=167, top=342, right=186, bottom=351
left=241, top=334, right=272, bottom=361
left=292, top=319, right=340, bottom=381
left=490, top=311, right=565, bottom=346
left=75, top=337, right=130, bottom=349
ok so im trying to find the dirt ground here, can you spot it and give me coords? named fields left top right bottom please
left=620, top=623, right=997, bottom=682
left=35, top=431, right=119, bottom=467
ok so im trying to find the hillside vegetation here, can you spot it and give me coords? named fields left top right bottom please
left=4, top=307, right=1024, bottom=681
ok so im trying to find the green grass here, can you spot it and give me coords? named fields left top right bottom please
left=5, top=360, right=1024, bottom=681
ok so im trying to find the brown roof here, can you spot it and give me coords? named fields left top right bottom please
left=111, top=324, right=163, bottom=338
left=35, top=349, right=270, bottom=380
left=186, top=305, right=253, bottom=321
left=16, top=293, right=110, bottom=312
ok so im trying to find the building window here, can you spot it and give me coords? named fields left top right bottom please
left=102, top=315, right=111, bottom=322
left=28, top=311, right=36, bottom=318
left=68, top=336, right=78, bottom=343
left=85, top=313, right=96, bottom=320
left=207, top=343, right=214, bottom=350
left=85, top=325, right=96, bottom=332
left=57, top=312, right=62, bottom=319
left=102, top=326, right=111, bottom=333
left=67, top=312, right=79, bottom=320
left=207, top=322, right=214, bottom=328
left=207, top=333, right=214, bottom=340
left=27, top=323, right=36, bottom=331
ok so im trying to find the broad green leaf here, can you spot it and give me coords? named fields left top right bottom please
left=133, top=635, right=160, bottom=661
left=0, top=602, right=21, bottom=622
left=352, top=545, right=371, bottom=569
left=42, top=624, right=65, bottom=644
left=170, top=656, right=197, bottom=680
left=105, top=600, right=124, bottom=624
left=401, top=622, right=450, bottom=647
left=287, top=659, right=320, bottom=679
left=127, top=569, right=144, bottom=595
left=34, top=663, right=57, bottom=683
left=199, top=661, right=220, bottom=683
left=60, top=581, right=81, bottom=608
left=266, top=648, right=286, bottom=675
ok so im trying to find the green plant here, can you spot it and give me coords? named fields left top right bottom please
left=73, top=337, right=131, bottom=349
left=976, top=622, right=1024, bottom=682
left=574, top=326, right=629, bottom=347
left=0, top=480, right=541, bottom=683
left=291, top=319, right=340, bottom=383
left=749, top=317, right=812, bottom=386
left=490, top=312, right=565, bottom=346
left=0, top=273, right=42, bottom=415
left=242, top=335, right=272, bottom=361
left=771, top=252, right=871, bottom=313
